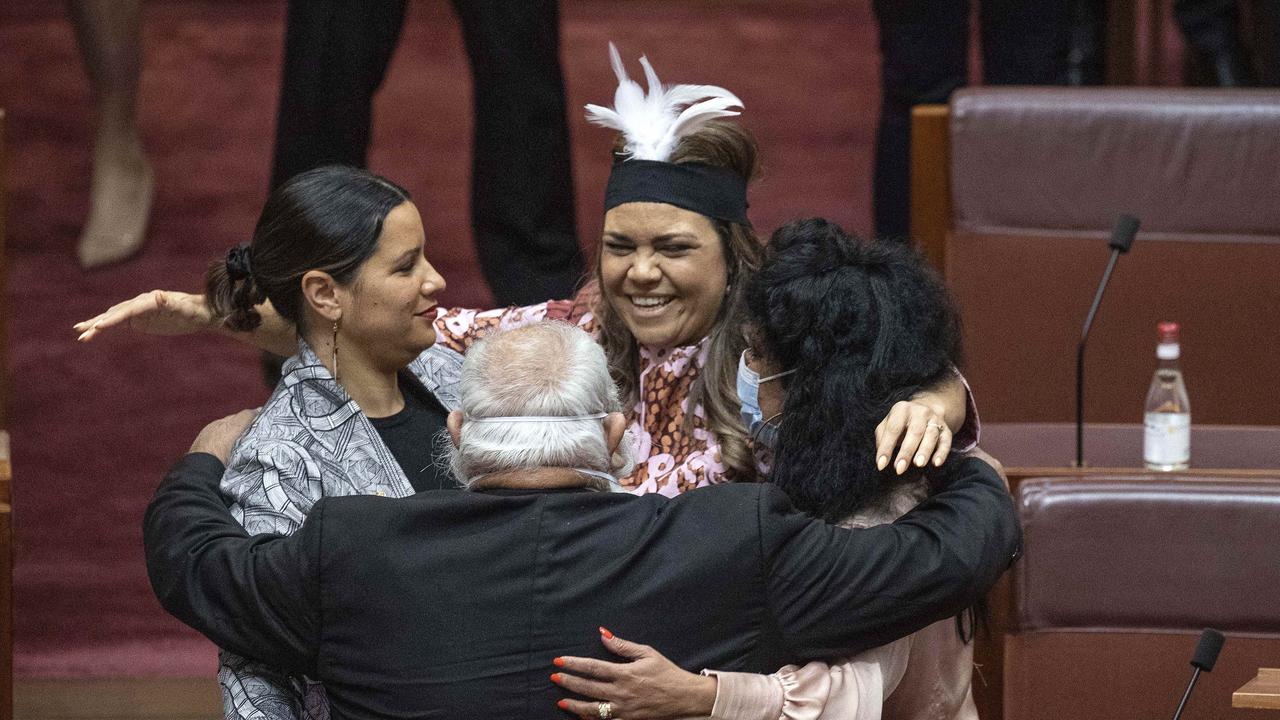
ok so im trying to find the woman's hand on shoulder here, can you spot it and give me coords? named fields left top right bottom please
left=74, top=290, right=213, bottom=342
left=961, top=446, right=1009, bottom=489
left=552, top=628, right=717, bottom=719
left=189, top=408, right=259, bottom=464
left=875, top=398, right=953, bottom=475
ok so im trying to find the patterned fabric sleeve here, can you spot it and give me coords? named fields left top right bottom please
left=218, top=440, right=328, bottom=720
left=218, top=653, right=328, bottom=720
left=432, top=284, right=601, bottom=354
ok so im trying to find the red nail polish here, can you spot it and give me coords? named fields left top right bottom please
left=599, top=626, right=614, bottom=639
left=552, top=673, right=563, bottom=683
left=553, top=657, right=565, bottom=667
left=558, top=699, right=569, bottom=710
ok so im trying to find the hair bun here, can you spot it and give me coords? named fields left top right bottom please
left=225, top=244, right=253, bottom=281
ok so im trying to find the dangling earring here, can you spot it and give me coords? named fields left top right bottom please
left=331, top=318, right=340, bottom=382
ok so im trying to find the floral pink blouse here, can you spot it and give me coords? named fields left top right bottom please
left=435, top=286, right=728, bottom=496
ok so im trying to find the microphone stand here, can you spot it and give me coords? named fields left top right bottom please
left=1075, top=247, right=1122, bottom=468
left=1171, top=667, right=1202, bottom=720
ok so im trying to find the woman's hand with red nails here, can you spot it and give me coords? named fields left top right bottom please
left=553, top=630, right=717, bottom=719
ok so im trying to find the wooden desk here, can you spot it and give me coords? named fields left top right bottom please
left=1236, top=669, right=1280, bottom=710
left=981, top=423, right=1280, bottom=471
left=0, top=430, right=10, bottom=720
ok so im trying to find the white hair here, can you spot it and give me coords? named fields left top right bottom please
left=447, top=321, right=635, bottom=487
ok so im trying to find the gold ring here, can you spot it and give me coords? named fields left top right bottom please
left=598, top=701, right=613, bottom=720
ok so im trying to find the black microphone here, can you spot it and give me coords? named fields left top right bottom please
left=1075, top=214, right=1140, bottom=467
left=1172, top=629, right=1225, bottom=720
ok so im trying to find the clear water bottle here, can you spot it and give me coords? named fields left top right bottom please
left=1144, top=321, right=1191, bottom=471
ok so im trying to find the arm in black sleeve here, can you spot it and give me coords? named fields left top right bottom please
left=762, top=455, right=1020, bottom=660
left=143, top=452, right=321, bottom=676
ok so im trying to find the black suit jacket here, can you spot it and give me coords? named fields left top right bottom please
left=144, top=454, right=1019, bottom=719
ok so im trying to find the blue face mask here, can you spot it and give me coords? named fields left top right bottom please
left=737, top=350, right=796, bottom=449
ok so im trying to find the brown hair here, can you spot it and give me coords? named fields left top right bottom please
left=596, top=121, right=765, bottom=481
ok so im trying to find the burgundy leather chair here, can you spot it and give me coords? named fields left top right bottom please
left=911, top=88, right=1280, bottom=427
left=1005, top=474, right=1280, bottom=720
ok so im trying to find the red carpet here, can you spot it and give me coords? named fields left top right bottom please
left=2, top=0, right=883, bottom=677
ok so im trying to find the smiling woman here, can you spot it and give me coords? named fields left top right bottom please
left=600, top=202, right=728, bottom=348
left=592, top=120, right=765, bottom=488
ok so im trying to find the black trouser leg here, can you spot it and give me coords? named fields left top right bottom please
left=1174, top=0, right=1255, bottom=86
left=1067, top=0, right=1108, bottom=85
left=980, top=0, right=1073, bottom=85
left=269, top=0, right=408, bottom=190
left=1259, top=0, right=1280, bottom=86
left=451, top=0, right=584, bottom=305
left=871, top=0, right=970, bottom=241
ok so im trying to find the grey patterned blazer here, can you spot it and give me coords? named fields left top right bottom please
left=217, top=339, right=462, bottom=720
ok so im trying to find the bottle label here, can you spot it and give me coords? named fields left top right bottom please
left=1144, top=412, right=1190, bottom=465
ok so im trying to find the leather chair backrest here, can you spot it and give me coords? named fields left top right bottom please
left=944, top=88, right=1280, bottom=424
left=1005, top=475, right=1280, bottom=720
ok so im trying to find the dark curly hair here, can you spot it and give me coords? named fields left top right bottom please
left=745, top=218, right=963, bottom=522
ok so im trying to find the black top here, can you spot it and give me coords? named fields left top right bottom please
left=144, top=453, right=1020, bottom=720
left=368, top=374, right=452, bottom=493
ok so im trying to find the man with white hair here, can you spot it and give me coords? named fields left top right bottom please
left=146, top=322, right=1019, bottom=720
left=445, top=319, right=634, bottom=490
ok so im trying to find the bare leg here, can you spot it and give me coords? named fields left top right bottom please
left=69, top=0, right=154, bottom=268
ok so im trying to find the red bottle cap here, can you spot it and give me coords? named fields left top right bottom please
left=1157, top=321, right=1180, bottom=344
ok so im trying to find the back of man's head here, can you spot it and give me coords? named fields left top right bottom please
left=449, top=322, right=630, bottom=486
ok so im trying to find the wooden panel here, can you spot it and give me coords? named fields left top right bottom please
left=1004, top=632, right=1279, bottom=720
left=981, top=423, right=1280, bottom=471
left=908, top=104, right=950, bottom=274
left=0, top=431, right=8, bottom=720
left=1, top=109, right=7, bottom=428
left=1106, top=0, right=1139, bottom=84
left=14, top=678, right=218, bottom=719
left=947, top=232, right=1280, bottom=425
left=0, top=430, right=10, bottom=505
left=1235, top=669, right=1280, bottom=710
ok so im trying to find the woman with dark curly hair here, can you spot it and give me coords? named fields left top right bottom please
left=554, top=218, right=993, bottom=720
left=748, top=217, right=966, bottom=523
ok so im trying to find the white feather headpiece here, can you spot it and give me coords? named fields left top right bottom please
left=584, top=43, right=743, bottom=162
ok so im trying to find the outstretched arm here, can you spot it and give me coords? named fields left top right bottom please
left=74, top=290, right=297, bottom=356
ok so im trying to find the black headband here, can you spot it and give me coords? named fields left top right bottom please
left=604, top=160, right=750, bottom=226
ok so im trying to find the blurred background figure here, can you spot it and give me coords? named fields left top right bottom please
left=69, top=0, right=154, bottom=268
left=263, top=0, right=585, bottom=384
left=871, top=0, right=1072, bottom=240
left=1068, top=0, right=1266, bottom=86
left=271, top=0, right=584, bottom=306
